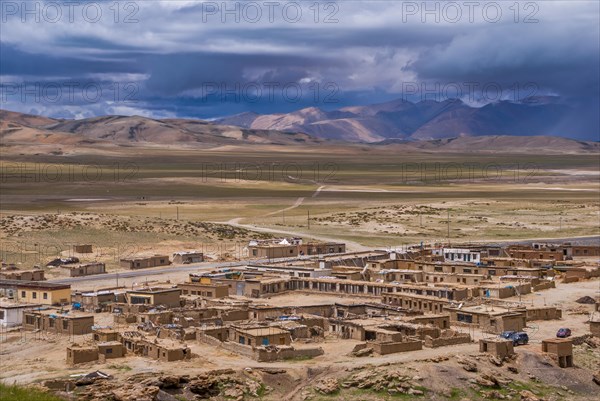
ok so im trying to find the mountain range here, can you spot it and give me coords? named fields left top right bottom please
left=1, top=108, right=598, bottom=155
left=215, top=96, right=588, bottom=142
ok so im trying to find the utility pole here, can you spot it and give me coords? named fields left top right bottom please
left=447, top=209, right=450, bottom=246
left=420, top=211, right=423, bottom=227
left=307, top=210, right=310, bottom=229
left=559, top=216, right=562, bottom=231
left=176, top=207, right=179, bottom=220
left=283, top=210, right=285, bottom=225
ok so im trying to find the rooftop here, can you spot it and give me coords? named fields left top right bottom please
left=235, top=327, right=289, bottom=337
left=0, top=279, right=70, bottom=290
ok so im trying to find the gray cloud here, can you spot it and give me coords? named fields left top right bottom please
left=0, top=1, right=598, bottom=138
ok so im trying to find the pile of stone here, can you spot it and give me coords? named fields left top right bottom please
left=68, top=370, right=268, bottom=401
left=337, top=367, right=426, bottom=396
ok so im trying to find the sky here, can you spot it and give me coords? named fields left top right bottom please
left=0, top=1, right=598, bottom=138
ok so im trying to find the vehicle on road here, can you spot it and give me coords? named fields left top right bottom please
left=556, top=328, right=572, bottom=338
left=499, top=331, right=516, bottom=340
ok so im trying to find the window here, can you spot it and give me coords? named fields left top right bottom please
left=457, top=313, right=473, bottom=323
left=25, top=315, right=35, bottom=325
left=21, top=291, right=26, bottom=298
left=252, top=249, right=257, bottom=256
left=290, top=249, right=293, bottom=254
left=32, top=292, right=37, bottom=299
left=43, top=293, right=48, bottom=300
left=130, top=296, right=150, bottom=304
left=0, top=311, right=4, bottom=320
left=239, top=336, right=245, bottom=344
left=106, top=348, right=113, bottom=354
left=63, top=320, right=69, bottom=330
left=49, top=319, right=55, bottom=328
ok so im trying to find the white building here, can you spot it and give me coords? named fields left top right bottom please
left=0, top=303, right=40, bottom=327
left=442, top=248, right=481, bottom=264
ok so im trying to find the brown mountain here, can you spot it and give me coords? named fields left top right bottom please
left=1, top=109, right=597, bottom=155
left=1, top=112, right=325, bottom=148
left=216, top=97, right=585, bottom=142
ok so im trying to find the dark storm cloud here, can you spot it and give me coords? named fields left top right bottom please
left=0, top=1, right=598, bottom=138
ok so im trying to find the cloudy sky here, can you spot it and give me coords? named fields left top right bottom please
left=0, top=0, right=598, bottom=137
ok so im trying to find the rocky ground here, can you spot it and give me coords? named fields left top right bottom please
left=29, top=345, right=599, bottom=401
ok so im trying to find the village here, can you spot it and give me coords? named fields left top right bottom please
left=1, top=237, right=599, bottom=400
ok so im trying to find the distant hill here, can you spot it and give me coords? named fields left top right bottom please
left=216, top=97, right=590, bottom=142
left=1, top=111, right=325, bottom=148
left=1, top=109, right=598, bottom=155
left=375, top=135, right=600, bottom=154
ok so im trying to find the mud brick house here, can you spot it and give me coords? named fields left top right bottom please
left=125, top=288, right=181, bottom=308
left=67, top=344, right=99, bottom=365
left=299, top=241, right=345, bottom=256
left=523, top=306, right=562, bottom=321
left=231, top=326, right=292, bottom=347
left=249, top=243, right=299, bottom=258
left=23, top=309, right=94, bottom=335
left=122, top=336, right=192, bottom=362
left=0, top=269, right=45, bottom=281
left=0, top=280, right=71, bottom=305
left=73, top=244, right=93, bottom=253
left=542, top=338, right=573, bottom=368
left=178, top=282, right=229, bottom=298
left=92, top=328, right=121, bottom=342
left=172, top=251, right=204, bottom=264
left=66, top=262, right=106, bottom=277
left=72, top=289, right=125, bottom=312
left=445, top=305, right=526, bottom=334
left=569, top=245, right=600, bottom=257
left=120, top=255, right=170, bottom=269
left=382, top=293, right=451, bottom=314
left=407, top=314, right=451, bottom=330
left=479, top=283, right=532, bottom=299
left=248, top=238, right=345, bottom=258
left=67, top=342, right=125, bottom=365
left=479, top=338, right=515, bottom=359
left=97, top=341, right=125, bottom=360
left=506, top=246, right=564, bottom=261
left=246, top=263, right=334, bottom=278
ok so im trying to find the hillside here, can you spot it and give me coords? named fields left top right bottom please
left=216, top=97, right=588, bottom=143
left=1, top=109, right=598, bottom=155
left=0, top=111, right=325, bottom=150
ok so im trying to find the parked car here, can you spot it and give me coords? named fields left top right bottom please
left=556, top=328, right=572, bottom=338
left=509, top=332, right=529, bottom=345
left=499, top=331, right=516, bottom=340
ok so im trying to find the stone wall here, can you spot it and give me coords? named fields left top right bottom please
left=424, top=332, right=471, bottom=348
left=255, top=346, right=324, bottom=362
left=371, top=340, right=423, bottom=355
